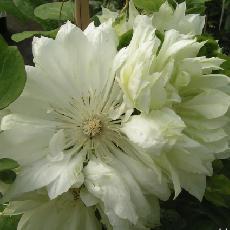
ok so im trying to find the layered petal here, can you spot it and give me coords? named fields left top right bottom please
left=152, top=2, right=205, bottom=35
left=3, top=191, right=101, bottom=230
left=122, top=108, right=185, bottom=153
left=84, top=158, right=161, bottom=229
left=3, top=150, right=86, bottom=201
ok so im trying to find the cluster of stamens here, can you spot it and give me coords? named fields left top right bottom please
left=82, top=117, right=103, bottom=137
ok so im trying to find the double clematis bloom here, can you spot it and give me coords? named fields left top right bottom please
left=116, top=14, right=230, bottom=199
left=0, top=1, right=230, bottom=229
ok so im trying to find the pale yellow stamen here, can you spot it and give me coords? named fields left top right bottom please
left=82, top=117, right=102, bottom=137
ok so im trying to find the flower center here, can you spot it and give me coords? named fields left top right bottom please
left=82, top=117, right=103, bottom=137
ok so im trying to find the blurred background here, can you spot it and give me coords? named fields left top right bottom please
left=0, top=0, right=229, bottom=65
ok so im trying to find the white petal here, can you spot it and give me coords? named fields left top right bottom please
left=3, top=158, right=66, bottom=201
left=32, top=22, right=94, bottom=98
left=178, top=170, right=206, bottom=201
left=80, top=187, right=99, bottom=207
left=84, top=159, right=138, bottom=225
left=13, top=194, right=101, bottom=230
left=168, top=148, right=212, bottom=175
left=156, top=154, right=181, bottom=198
left=122, top=108, right=185, bottom=152
left=184, top=116, right=229, bottom=130
left=48, top=129, right=65, bottom=161
left=152, top=2, right=205, bottom=35
left=47, top=150, right=86, bottom=199
left=187, top=74, right=230, bottom=90
left=181, top=89, right=230, bottom=119
left=4, top=152, right=86, bottom=200
left=185, top=127, right=227, bottom=143
left=0, top=128, right=53, bottom=166
left=84, top=20, right=118, bottom=93
left=109, top=158, right=160, bottom=228
left=153, top=30, right=204, bottom=73
left=184, top=14, right=205, bottom=35
left=113, top=150, right=170, bottom=201
left=1, top=114, right=58, bottom=131
left=98, top=7, right=119, bottom=23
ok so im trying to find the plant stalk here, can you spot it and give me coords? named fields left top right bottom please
left=75, top=0, right=90, bottom=30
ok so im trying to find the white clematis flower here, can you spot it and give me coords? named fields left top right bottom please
left=0, top=20, right=170, bottom=229
left=115, top=14, right=230, bottom=200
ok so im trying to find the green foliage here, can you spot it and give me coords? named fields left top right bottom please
left=0, top=213, right=20, bottom=230
left=133, top=0, right=164, bottom=12
left=205, top=175, right=230, bottom=208
left=204, top=159, right=230, bottom=209
left=185, top=0, right=212, bottom=14
left=217, top=53, right=230, bottom=76
left=0, top=0, right=58, bottom=30
left=0, top=0, right=27, bottom=21
left=0, top=37, right=26, bottom=110
left=197, top=35, right=220, bottom=57
left=13, top=0, right=49, bottom=20
left=205, top=0, right=230, bottom=54
left=158, top=193, right=230, bottom=230
left=117, top=29, right=133, bottom=50
left=34, top=1, right=74, bottom=21
left=12, top=28, right=58, bottom=42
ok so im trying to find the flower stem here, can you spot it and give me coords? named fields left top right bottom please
left=75, top=0, right=90, bottom=30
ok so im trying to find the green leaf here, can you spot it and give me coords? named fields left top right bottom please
left=13, top=0, right=47, bottom=20
left=118, top=29, right=133, bottom=50
left=0, top=36, right=26, bottom=109
left=197, top=34, right=220, bottom=58
left=185, top=0, right=212, bottom=14
left=205, top=174, right=230, bottom=208
left=0, top=159, right=18, bottom=172
left=205, top=190, right=230, bottom=208
left=12, top=0, right=58, bottom=30
left=212, top=159, right=224, bottom=173
left=0, top=214, right=20, bottom=230
left=11, top=29, right=58, bottom=42
left=34, top=1, right=74, bottom=21
left=217, top=53, right=230, bottom=77
left=133, top=0, right=164, bottom=12
left=0, top=0, right=27, bottom=21
left=207, top=175, right=230, bottom=195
